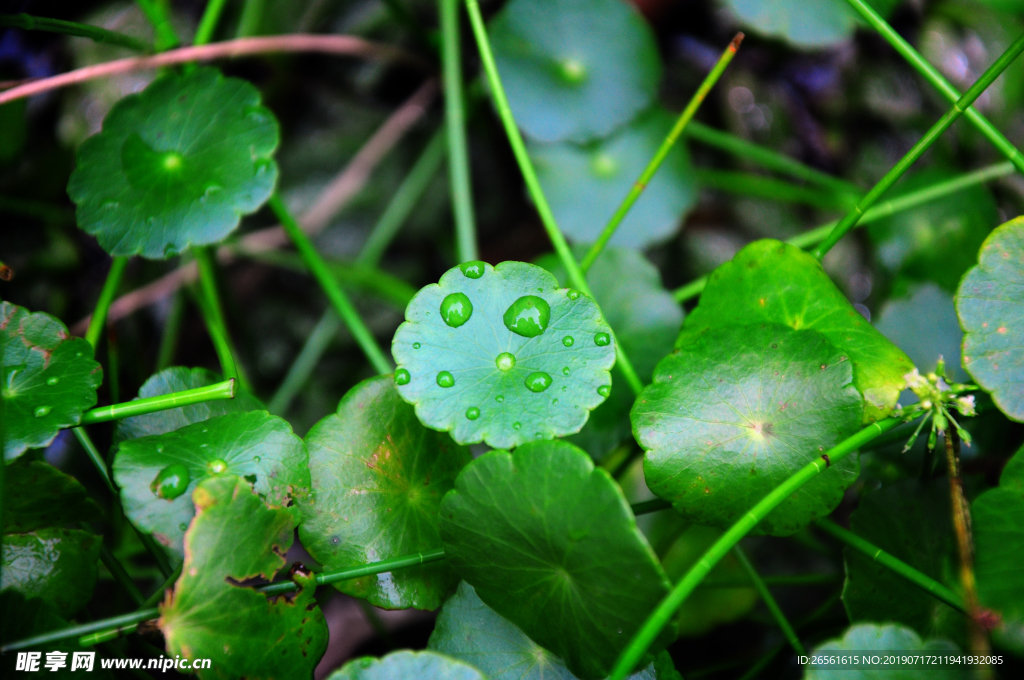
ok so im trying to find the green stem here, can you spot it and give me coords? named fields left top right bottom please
left=609, top=416, right=905, bottom=680
left=733, top=545, right=806, bottom=655
left=80, top=379, right=235, bottom=425
left=815, top=517, right=966, bottom=614
left=673, top=161, right=1016, bottom=303
left=99, top=543, right=144, bottom=605
left=845, top=0, right=1024, bottom=175
left=193, top=247, right=246, bottom=388
left=85, top=257, right=129, bottom=349
left=193, top=0, right=230, bottom=46
left=0, top=14, right=149, bottom=51
left=261, top=548, right=448, bottom=595
left=267, top=310, right=340, bottom=415
left=236, top=0, right=267, bottom=38
left=700, top=573, right=840, bottom=588
left=134, top=0, right=179, bottom=50
left=269, top=194, right=393, bottom=375
left=1, top=608, right=160, bottom=652
left=630, top=498, right=672, bottom=516
left=156, top=292, right=184, bottom=370
left=812, top=32, right=1024, bottom=259
left=695, top=169, right=853, bottom=211
left=142, top=563, right=183, bottom=609
left=580, top=34, right=743, bottom=272
left=685, top=121, right=861, bottom=198
left=106, top=329, right=121, bottom=407
left=441, top=0, right=478, bottom=262
left=463, top=0, right=643, bottom=395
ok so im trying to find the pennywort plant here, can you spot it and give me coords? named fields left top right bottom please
left=2, top=1, right=1024, bottom=679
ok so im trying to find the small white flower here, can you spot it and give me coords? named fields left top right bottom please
left=956, top=395, right=977, bottom=416
left=904, top=368, right=927, bottom=389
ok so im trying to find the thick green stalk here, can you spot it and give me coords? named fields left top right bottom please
left=193, top=0, right=230, bottom=46
left=193, top=247, right=245, bottom=387
left=609, top=416, right=904, bottom=680
left=106, top=330, right=120, bottom=406
left=695, top=169, right=854, bottom=211
left=441, top=0, right=478, bottom=262
left=580, top=34, right=742, bottom=272
left=134, top=0, right=179, bottom=50
left=685, top=121, right=861, bottom=198
left=99, top=543, right=145, bottom=605
left=85, top=257, right=129, bottom=349
left=267, top=311, right=340, bottom=415
left=814, top=518, right=965, bottom=614
left=0, top=14, right=149, bottom=51
left=80, top=379, right=235, bottom=425
left=846, top=0, right=1024, bottom=175
left=269, top=194, right=393, bottom=375
left=463, top=0, right=643, bottom=395
left=156, top=292, right=184, bottom=370
left=262, top=548, right=448, bottom=595
left=673, top=161, right=1016, bottom=303
left=1, top=608, right=160, bottom=652
left=733, top=545, right=806, bottom=655
left=236, top=0, right=267, bottom=37
left=812, top=32, right=1024, bottom=259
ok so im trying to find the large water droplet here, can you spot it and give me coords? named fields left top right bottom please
left=395, top=368, right=411, bottom=385
left=413, top=342, right=421, bottom=349
left=503, top=296, right=551, bottom=338
left=33, top=405, right=51, bottom=418
left=436, top=371, right=455, bottom=388
left=524, top=372, right=552, bottom=393
left=594, top=332, right=611, bottom=346
left=562, top=336, right=574, bottom=347
left=151, top=463, right=190, bottom=500
left=466, top=407, right=480, bottom=420
left=597, top=385, right=611, bottom=397
left=207, top=459, right=228, bottom=474
left=459, top=261, right=486, bottom=279
left=46, top=377, right=59, bottom=386
left=495, top=352, right=516, bottom=371
left=440, top=292, right=473, bottom=328
left=495, top=395, right=504, bottom=403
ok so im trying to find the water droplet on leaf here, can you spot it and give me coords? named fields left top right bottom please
left=513, top=422, right=522, bottom=430
left=459, top=261, right=486, bottom=279
left=597, top=385, right=611, bottom=397
left=590, top=152, right=619, bottom=179
left=594, top=332, right=611, bottom=346
left=253, top=456, right=261, bottom=463
left=495, top=395, right=504, bottom=403
left=179, top=523, right=188, bottom=531
left=413, top=342, right=421, bottom=349
left=46, top=377, right=59, bottom=385
left=436, top=371, right=455, bottom=388
left=394, top=368, right=411, bottom=385
left=562, top=335, right=574, bottom=347
left=495, top=352, right=516, bottom=371
left=558, top=58, right=588, bottom=85
left=566, top=289, right=580, bottom=300
left=207, top=459, right=228, bottom=474
left=33, top=405, right=51, bottom=418
left=151, top=463, right=190, bottom=500
left=466, top=407, right=480, bottom=420
left=562, top=367, right=570, bottom=376
left=525, top=372, right=553, bottom=393
left=503, top=296, right=551, bottom=337
left=440, top=292, right=473, bottom=328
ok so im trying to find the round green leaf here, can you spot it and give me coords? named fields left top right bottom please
left=429, top=581, right=664, bottom=680
left=531, top=108, right=698, bottom=249
left=113, top=410, right=308, bottom=555
left=874, top=284, right=967, bottom=382
left=3, top=458, right=102, bottom=533
left=956, top=216, right=1024, bottom=421
left=1, top=528, right=101, bottom=618
left=804, top=623, right=964, bottom=680
left=723, top=0, right=898, bottom=49
left=634, top=323, right=862, bottom=536
left=489, top=0, right=661, bottom=143
left=842, top=480, right=961, bottom=641
left=1, top=302, right=102, bottom=461
left=299, top=375, right=470, bottom=610
left=161, top=475, right=328, bottom=679
left=439, top=440, right=671, bottom=680
left=67, top=67, right=279, bottom=259
left=392, top=261, right=616, bottom=449
left=679, top=239, right=911, bottom=422
left=326, top=651, right=485, bottom=680
left=113, top=366, right=263, bottom=443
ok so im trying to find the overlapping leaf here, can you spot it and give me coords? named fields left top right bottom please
left=956, top=216, right=1024, bottom=421
left=113, top=410, right=308, bottom=555
left=489, top=0, right=660, bottom=143
left=874, top=284, right=967, bottom=382
left=161, top=475, right=328, bottom=679
left=1, top=302, right=102, bottom=460
left=439, top=440, right=671, bottom=680
left=3, top=458, right=102, bottom=532
left=531, top=109, right=698, bottom=249
left=67, top=67, right=279, bottom=259
left=634, top=323, right=862, bottom=535
left=805, top=623, right=964, bottom=680
left=678, top=239, right=911, bottom=421
left=1, top=528, right=101, bottom=618
left=392, top=261, right=616, bottom=449
left=723, top=0, right=899, bottom=48
left=325, top=651, right=484, bottom=680
left=299, top=375, right=469, bottom=610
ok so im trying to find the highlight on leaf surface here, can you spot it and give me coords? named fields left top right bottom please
left=1, top=301, right=102, bottom=461
left=956, top=216, right=1024, bottom=421
left=160, top=475, right=327, bottom=680
left=723, top=0, right=899, bottom=48
left=392, top=261, right=616, bottom=449
left=299, top=375, right=470, bottom=610
left=634, top=323, right=863, bottom=536
left=67, top=66, right=279, bottom=259
left=804, top=623, right=964, bottom=680
left=325, top=650, right=485, bottom=680
left=438, top=440, right=672, bottom=680
left=678, top=239, right=911, bottom=422
left=1, top=528, right=101, bottom=618
left=113, top=410, right=309, bottom=555
left=489, top=0, right=661, bottom=143
left=531, top=108, right=698, bottom=249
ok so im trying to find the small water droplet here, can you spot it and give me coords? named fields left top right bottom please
left=597, top=385, right=611, bottom=397
left=466, top=407, right=480, bottom=420
left=566, top=289, right=580, bottom=300
left=557, top=58, right=588, bottom=85
left=413, top=342, right=421, bottom=349
left=495, top=352, right=516, bottom=371
left=495, top=395, right=504, bottom=403
left=207, top=459, right=228, bottom=474
left=156, top=446, right=164, bottom=453
left=459, top=261, right=486, bottom=279
left=163, top=243, right=178, bottom=258
left=594, top=332, right=611, bottom=346
left=562, top=367, right=570, bottom=376
left=440, top=292, right=473, bottom=327
left=151, top=463, right=190, bottom=500
left=46, top=377, right=59, bottom=385
left=253, top=456, right=261, bottom=463
left=552, top=398, right=558, bottom=404
left=395, top=368, right=411, bottom=385
left=513, top=422, right=522, bottom=430
left=524, top=372, right=552, bottom=393
left=179, top=523, right=188, bottom=531
left=33, top=405, right=51, bottom=418
left=436, top=371, right=455, bottom=388
left=503, top=296, right=551, bottom=338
